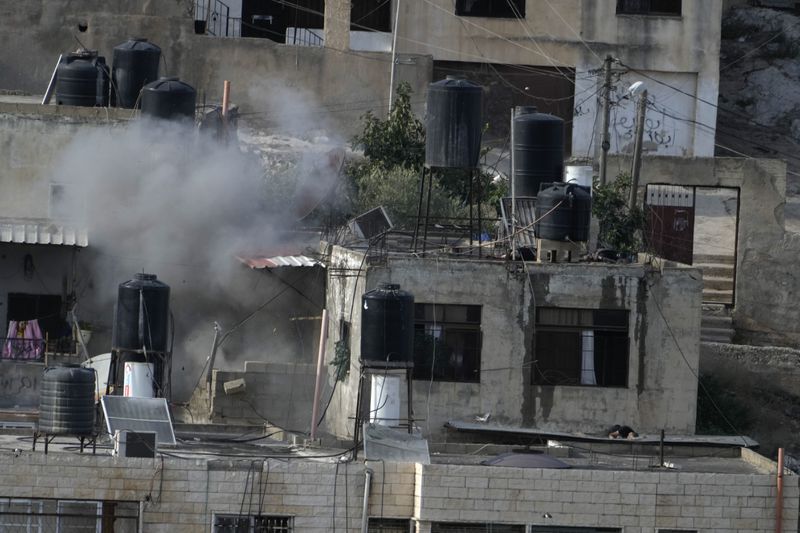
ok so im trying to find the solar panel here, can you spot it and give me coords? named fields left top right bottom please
left=101, top=396, right=176, bottom=445
left=363, top=423, right=430, bottom=464
left=350, top=206, right=393, bottom=240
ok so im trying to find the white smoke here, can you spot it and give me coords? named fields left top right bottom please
left=50, top=106, right=344, bottom=401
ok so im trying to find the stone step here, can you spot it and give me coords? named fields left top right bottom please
left=694, top=264, right=735, bottom=278
left=702, top=303, right=731, bottom=316
left=703, top=276, right=735, bottom=291
left=701, top=327, right=735, bottom=343
left=694, top=253, right=735, bottom=265
left=703, top=289, right=734, bottom=304
left=701, top=315, right=733, bottom=328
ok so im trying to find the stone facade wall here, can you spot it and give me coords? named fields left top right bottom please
left=0, top=449, right=794, bottom=532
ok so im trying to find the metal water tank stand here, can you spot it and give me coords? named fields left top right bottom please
left=32, top=432, right=97, bottom=455
left=412, top=166, right=482, bottom=257
left=351, top=360, right=415, bottom=460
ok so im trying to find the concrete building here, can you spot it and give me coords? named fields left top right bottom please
left=0, top=0, right=721, bottom=151
left=320, top=244, right=702, bottom=442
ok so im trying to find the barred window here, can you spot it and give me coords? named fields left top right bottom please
left=213, top=514, right=292, bottom=533
left=413, top=304, right=482, bottom=383
left=455, top=0, right=525, bottom=18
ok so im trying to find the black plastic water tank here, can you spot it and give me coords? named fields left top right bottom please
left=112, top=273, right=170, bottom=353
left=141, top=77, right=196, bottom=121
left=56, top=50, right=109, bottom=107
left=512, top=106, right=564, bottom=197
left=38, top=365, right=95, bottom=435
left=425, top=76, right=483, bottom=169
left=360, top=283, right=415, bottom=364
left=534, top=183, right=591, bottom=242
left=112, top=38, right=161, bottom=109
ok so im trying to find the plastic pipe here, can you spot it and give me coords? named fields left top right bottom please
left=360, top=467, right=374, bottom=533
left=310, top=309, right=328, bottom=440
left=777, top=447, right=784, bottom=533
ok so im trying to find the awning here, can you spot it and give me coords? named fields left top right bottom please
left=0, top=220, right=88, bottom=247
left=237, top=253, right=322, bottom=269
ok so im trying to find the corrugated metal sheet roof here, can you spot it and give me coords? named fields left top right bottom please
left=500, top=197, right=537, bottom=248
left=0, top=220, right=88, bottom=247
left=237, top=253, right=322, bottom=269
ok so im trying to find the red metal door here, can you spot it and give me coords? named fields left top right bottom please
left=645, top=185, right=695, bottom=265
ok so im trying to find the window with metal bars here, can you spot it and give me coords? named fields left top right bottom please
left=455, top=0, right=525, bottom=18
left=369, top=517, right=413, bottom=533
left=213, top=514, right=292, bottom=533
left=616, top=0, right=681, bottom=15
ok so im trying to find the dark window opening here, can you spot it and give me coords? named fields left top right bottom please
left=5, top=293, right=73, bottom=357
left=351, top=0, right=392, bottom=32
left=432, top=523, right=525, bottom=533
left=616, top=0, right=681, bottom=15
left=533, top=308, right=629, bottom=387
left=369, top=517, right=413, bottom=533
left=241, top=0, right=324, bottom=42
left=213, top=514, right=293, bottom=532
left=455, top=0, right=525, bottom=18
left=413, top=304, right=482, bottom=383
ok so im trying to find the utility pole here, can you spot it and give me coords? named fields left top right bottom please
left=629, top=89, right=648, bottom=210
left=598, top=55, right=613, bottom=186
left=388, top=0, right=402, bottom=112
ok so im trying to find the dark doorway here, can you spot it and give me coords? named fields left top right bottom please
left=6, top=293, right=66, bottom=340
left=241, top=0, right=324, bottom=42
left=351, top=0, right=391, bottom=31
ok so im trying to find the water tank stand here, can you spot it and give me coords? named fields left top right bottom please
left=412, top=167, right=483, bottom=257
left=351, top=363, right=415, bottom=460
left=535, top=238, right=583, bottom=263
left=32, top=431, right=97, bottom=455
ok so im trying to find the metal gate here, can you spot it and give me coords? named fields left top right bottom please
left=645, top=184, right=695, bottom=265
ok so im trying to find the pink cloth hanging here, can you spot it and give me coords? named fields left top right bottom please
left=2, top=319, right=44, bottom=359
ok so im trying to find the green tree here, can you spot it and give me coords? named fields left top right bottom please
left=592, top=173, right=646, bottom=255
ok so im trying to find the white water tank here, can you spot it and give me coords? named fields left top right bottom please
left=370, top=375, right=400, bottom=426
left=123, top=362, right=155, bottom=398
left=565, top=165, right=594, bottom=190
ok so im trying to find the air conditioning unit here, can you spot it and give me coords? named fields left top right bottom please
left=114, top=430, right=156, bottom=458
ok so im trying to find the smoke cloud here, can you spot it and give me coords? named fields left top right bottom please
left=49, top=103, right=344, bottom=401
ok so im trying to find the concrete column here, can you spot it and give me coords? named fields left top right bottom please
left=324, top=0, right=351, bottom=50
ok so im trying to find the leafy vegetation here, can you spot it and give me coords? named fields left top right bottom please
left=348, top=83, right=504, bottom=230
left=592, top=173, right=646, bottom=255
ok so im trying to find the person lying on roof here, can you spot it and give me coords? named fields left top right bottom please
left=608, top=424, right=638, bottom=439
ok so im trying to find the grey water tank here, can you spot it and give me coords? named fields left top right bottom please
left=38, top=365, right=96, bottom=435
left=512, top=106, right=564, bottom=197
left=360, top=283, right=415, bottom=364
left=535, top=182, right=591, bottom=242
left=112, top=273, right=170, bottom=353
left=141, top=77, right=196, bottom=121
left=425, top=76, right=483, bottom=169
left=112, top=38, right=161, bottom=109
left=56, top=50, right=109, bottom=107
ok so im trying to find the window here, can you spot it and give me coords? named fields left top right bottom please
left=455, top=0, right=525, bottom=18
left=533, top=308, right=629, bottom=387
left=432, top=524, right=524, bottom=533
left=413, top=304, right=482, bottom=383
left=616, top=0, right=681, bottom=15
left=369, top=518, right=412, bottom=533
left=0, top=499, right=137, bottom=533
left=213, top=514, right=292, bottom=532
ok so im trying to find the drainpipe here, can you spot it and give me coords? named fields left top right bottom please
left=360, top=467, right=374, bottom=533
left=776, top=447, right=784, bottom=533
left=310, top=309, right=328, bottom=440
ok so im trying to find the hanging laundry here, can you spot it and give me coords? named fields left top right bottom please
left=2, top=319, right=44, bottom=359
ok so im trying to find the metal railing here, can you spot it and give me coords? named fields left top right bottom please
left=0, top=337, right=81, bottom=360
left=195, top=0, right=239, bottom=37
left=287, top=28, right=324, bottom=47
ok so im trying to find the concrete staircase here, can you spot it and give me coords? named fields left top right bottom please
left=701, top=304, right=735, bottom=343
left=694, top=254, right=735, bottom=305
